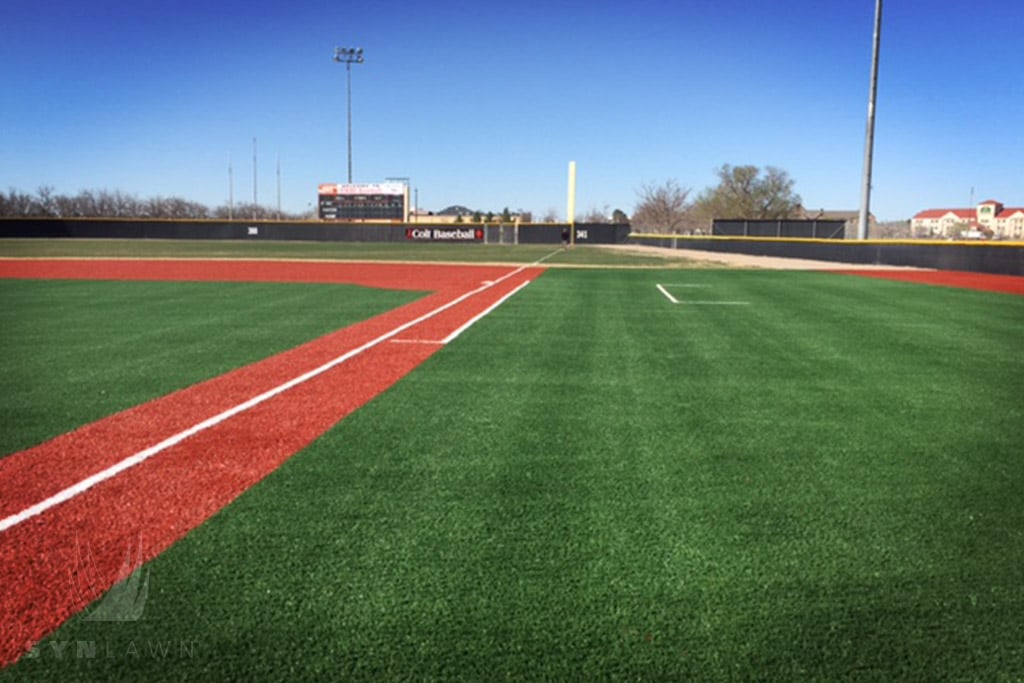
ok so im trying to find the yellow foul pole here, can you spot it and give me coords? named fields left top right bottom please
left=567, top=160, right=577, bottom=246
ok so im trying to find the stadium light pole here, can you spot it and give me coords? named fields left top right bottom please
left=857, top=0, right=883, bottom=240
left=334, top=47, right=364, bottom=184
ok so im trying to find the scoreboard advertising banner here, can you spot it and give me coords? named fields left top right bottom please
left=318, top=182, right=407, bottom=221
left=405, top=226, right=484, bottom=241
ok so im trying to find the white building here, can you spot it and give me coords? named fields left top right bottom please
left=912, top=200, right=1024, bottom=240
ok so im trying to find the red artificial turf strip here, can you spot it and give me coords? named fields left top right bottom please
left=0, top=286, right=476, bottom=517
left=830, top=269, right=1024, bottom=295
left=0, top=259, right=541, bottom=666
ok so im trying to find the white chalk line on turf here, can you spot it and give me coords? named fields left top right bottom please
left=679, top=301, right=750, bottom=305
left=0, top=252, right=557, bottom=534
left=391, top=280, right=531, bottom=345
left=655, top=283, right=679, bottom=304
left=656, top=283, right=749, bottom=306
left=442, top=279, right=531, bottom=343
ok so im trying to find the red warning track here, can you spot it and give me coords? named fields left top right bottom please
left=0, top=258, right=545, bottom=666
left=829, top=268, right=1024, bottom=295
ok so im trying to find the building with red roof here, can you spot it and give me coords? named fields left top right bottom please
left=911, top=200, right=1024, bottom=240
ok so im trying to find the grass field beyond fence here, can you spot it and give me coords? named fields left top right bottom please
left=1, top=251, right=1022, bottom=679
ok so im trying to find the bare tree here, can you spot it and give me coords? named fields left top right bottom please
left=631, top=180, right=693, bottom=234
left=53, top=193, right=80, bottom=217
left=540, top=208, right=560, bottom=223
left=100, top=190, right=142, bottom=217
left=34, top=186, right=58, bottom=216
left=0, top=189, right=37, bottom=216
left=580, top=205, right=611, bottom=223
left=77, top=190, right=100, bottom=216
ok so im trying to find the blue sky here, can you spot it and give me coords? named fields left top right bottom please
left=2, top=0, right=1021, bottom=221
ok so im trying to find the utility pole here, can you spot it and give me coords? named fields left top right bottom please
left=857, top=0, right=883, bottom=240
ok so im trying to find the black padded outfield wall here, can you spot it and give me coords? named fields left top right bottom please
left=5, top=219, right=1019, bottom=274
left=0, top=219, right=631, bottom=245
left=712, top=219, right=847, bottom=239
left=516, top=223, right=631, bottom=245
left=630, top=236, right=1024, bottom=276
left=0, top=219, right=413, bottom=242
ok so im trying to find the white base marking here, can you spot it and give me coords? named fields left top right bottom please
left=655, top=284, right=679, bottom=303
left=0, top=252, right=558, bottom=534
left=656, top=283, right=749, bottom=306
left=655, top=283, right=679, bottom=303
left=679, top=301, right=750, bottom=305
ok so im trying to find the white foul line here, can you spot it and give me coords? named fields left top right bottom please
left=656, top=283, right=679, bottom=304
left=656, top=283, right=749, bottom=306
left=0, top=252, right=557, bottom=534
left=442, top=280, right=531, bottom=344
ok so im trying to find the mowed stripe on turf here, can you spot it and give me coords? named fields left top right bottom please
left=0, top=258, right=543, bottom=666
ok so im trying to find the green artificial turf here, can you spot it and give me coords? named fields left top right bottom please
left=4, top=270, right=1024, bottom=680
left=0, top=280, right=422, bottom=456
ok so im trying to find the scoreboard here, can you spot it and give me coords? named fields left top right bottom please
left=318, top=182, right=407, bottom=221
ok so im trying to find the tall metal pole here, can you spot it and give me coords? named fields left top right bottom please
left=567, top=161, right=577, bottom=244
left=346, top=62, right=352, bottom=183
left=334, top=47, right=364, bottom=184
left=228, top=153, right=233, bottom=221
left=857, top=0, right=883, bottom=240
left=252, top=137, right=258, bottom=220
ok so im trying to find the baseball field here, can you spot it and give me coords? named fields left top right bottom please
left=1, top=239, right=1022, bottom=680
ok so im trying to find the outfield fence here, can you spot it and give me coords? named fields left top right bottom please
left=630, top=234, right=1024, bottom=276
left=3, top=218, right=1022, bottom=275
left=0, top=218, right=630, bottom=246
left=712, top=219, right=847, bottom=239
